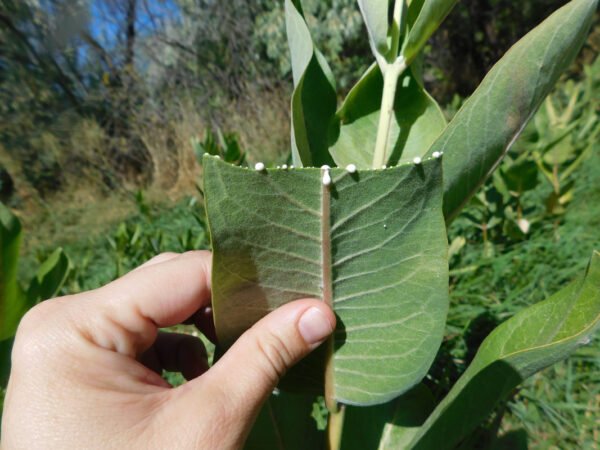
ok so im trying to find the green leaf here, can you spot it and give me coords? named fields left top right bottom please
left=427, top=0, right=598, bottom=221
left=26, top=248, right=71, bottom=306
left=245, top=392, right=324, bottom=450
left=286, top=0, right=337, bottom=167
left=0, top=337, right=13, bottom=386
left=402, top=0, right=458, bottom=64
left=543, top=136, right=577, bottom=166
left=501, top=160, right=539, bottom=194
left=357, top=0, right=391, bottom=59
left=340, top=384, right=435, bottom=449
left=407, top=251, right=600, bottom=450
left=0, top=202, right=26, bottom=341
left=203, top=155, right=448, bottom=406
left=330, top=64, right=446, bottom=169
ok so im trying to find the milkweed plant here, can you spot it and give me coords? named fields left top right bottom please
left=201, top=1, right=600, bottom=449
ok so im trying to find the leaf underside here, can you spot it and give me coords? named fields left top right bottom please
left=203, top=155, right=448, bottom=406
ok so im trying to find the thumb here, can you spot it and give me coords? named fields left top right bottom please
left=205, top=299, right=335, bottom=416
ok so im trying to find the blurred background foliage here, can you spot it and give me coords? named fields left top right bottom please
left=1, top=0, right=599, bottom=446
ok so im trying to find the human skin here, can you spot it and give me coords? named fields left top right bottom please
left=1, top=251, right=335, bottom=449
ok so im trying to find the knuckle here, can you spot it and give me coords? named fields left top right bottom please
left=254, top=332, right=295, bottom=383
left=13, top=298, right=70, bottom=357
left=18, top=299, right=61, bottom=331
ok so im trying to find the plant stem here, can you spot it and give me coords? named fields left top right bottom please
left=327, top=404, right=346, bottom=450
left=372, top=60, right=406, bottom=168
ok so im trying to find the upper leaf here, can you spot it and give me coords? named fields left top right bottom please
left=406, top=251, right=600, bottom=449
left=329, top=63, right=446, bottom=169
left=402, top=0, right=458, bottom=64
left=203, top=155, right=448, bottom=406
left=0, top=202, right=26, bottom=341
left=357, top=0, right=391, bottom=62
left=286, top=0, right=337, bottom=167
left=426, top=0, right=598, bottom=221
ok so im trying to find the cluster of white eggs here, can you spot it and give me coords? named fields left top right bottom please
left=251, top=151, right=442, bottom=186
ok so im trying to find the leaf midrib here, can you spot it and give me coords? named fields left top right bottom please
left=321, top=168, right=336, bottom=407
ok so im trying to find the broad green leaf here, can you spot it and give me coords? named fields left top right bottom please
left=245, top=392, right=324, bottom=450
left=0, top=202, right=26, bottom=341
left=203, top=155, right=448, bottom=406
left=340, top=384, right=435, bottom=450
left=330, top=64, right=446, bottom=169
left=426, top=0, right=597, bottom=221
left=26, top=248, right=71, bottom=306
left=357, top=0, right=390, bottom=59
left=286, top=0, right=337, bottom=167
left=407, top=251, right=600, bottom=450
left=402, top=0, right=458, bottom=64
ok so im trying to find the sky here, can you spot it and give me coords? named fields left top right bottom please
left=88, top=0, right=182, bottom=48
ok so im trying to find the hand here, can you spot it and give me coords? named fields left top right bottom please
left=1, top=251, right=335, bottom=449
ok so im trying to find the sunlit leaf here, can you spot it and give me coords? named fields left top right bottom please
left=330, top=64, right=446, bottom=169
left=357, top=0, right=391, bottom=60
left=286, top=0, right=337, bottom=167
left=402, top=0, right=458, bottom=64
left=427, top=0, right=598, bottom=221
left=407, top=251, right=600, bottom=449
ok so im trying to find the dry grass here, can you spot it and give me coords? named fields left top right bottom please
left=219, top=83, right=291, bottom=164
left=134, top=97, right=202, bottom=197
left=4, top=85, right=291, bottom=257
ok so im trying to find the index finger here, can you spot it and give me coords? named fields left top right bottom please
left=100, top=251, right=212, bottom=329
